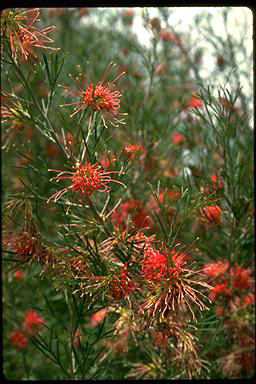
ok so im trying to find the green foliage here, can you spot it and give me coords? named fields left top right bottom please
left=2, top=7, right=254, bottom=380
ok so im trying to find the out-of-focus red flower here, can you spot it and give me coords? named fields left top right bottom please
left=9, top=329, right=28, bottom=349
left=47, top=143, right=59, bottom=159
left=79, top=8, right=90, bottom=16
left=121, top=9, right=135, bottom=25
left=91, top=308, right=107, bottom=327
left=241, top=292, right=255, bottom=308
left=124, top=144, right=145, bottom=160
left=155, top=331, right=168, bottom=349
left=204, top=261, right=229, bottom=280
left=3, top=230, right=37, bottom=260
left=219, top=97, right=238, bottom=113
left=122, top=9, right=134, bottom=17
left=186, top=96, right=203, bottom=109
left=160, top=29, right=179, bottom=44
left=211, top=175, right=224, bottom=191
left=201, top=205, right=222, bottom=224
left=172, top=133, right=185, bottom=145
left=65, top=132, right=75, bottom=148
left=15, top=269, right=25, bottom=281
left=231, top=265, right=252, bottom=290
left=216, top=306, right=225, bottom=316
left=99, top=153, right=116, bottom=170
left=112, top=199, right=151, bottom=230
left=155, top=63, right=167, bottom=76
left=210, top=284, right=233, bottom=301
left=122, top=47, right=129, bottom=56
left=38, top=83, right=48, bottom=97
left=150, top=17, right=161, bottom=30
left=23, top=310, right=45, bottom=336
left=45, top=8, right=67, bottom=18
left=72, top=329, right=83, bottom=348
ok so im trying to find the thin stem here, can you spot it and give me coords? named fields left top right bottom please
left=85, top=197, right=112, bottom=237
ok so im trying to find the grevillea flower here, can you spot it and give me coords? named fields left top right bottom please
left=211, top=175, right=224, bottom=191
left=241, top=292, right=255, bottom=308
left=121, top=9, right=135, bottom=25
left=124, top=144, right=145, bottom=160
left=3, top=229, right=38, bottom=262
left=69, top=256, right=88, bottom=276
left=204, top=261, right=229, bottom=280
left=109, top=264, right=135, bottom=301
left=172, top=133, right=185, bottom=145
left=112, top=199, right=151, bottom=230
left=23, top=310, right=45, bottom=336
left=231, top=265, right=252, bottom=290
left=141, top=245, right=184, bottom=282
left=201, top=205, right=222, bottom=224
left=47, top=162, right=125, bottom=202
left=1, top=97, right=32, bottom=150
left=209, top=283, right=233, bottom=301
left=155, top=63, right=167, bottom=76
left=1, top=8, right=59, bottom=60
left=15, top=269, right=25, bottom=281
left=58, top=61, right=127, bottom=127
left=139, top=242, right=212, bottom=323
left=99, top=153, right=116, bottom=170
left=186, top=96, right=203, bottom=109
left=160, top=29, right=179, bottom=44
left=9, top=329, right=28, bottom=349
left=154, top=331, right=168, bottom=349
left=90, top=308, right=107, bottom=327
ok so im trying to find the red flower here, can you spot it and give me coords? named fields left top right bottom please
left=160, top=29, right=179, bottom=43
left=3, top=230, right=37, bottom=260
left=122, top=9, right=135, bottom=17
left=59, top=62, right=126, bottom=127
left=231, top=265, right=252, bottom=290
left=186, top=97, right=203, bottom=109
left=215, top=306, right=225, bottom=316
left=211, top=175, right=224, bottom=191
left=9, top=329, right=28, bottom=349
left=124, top=144, right=145, bottom=160
left=121, top=9, right=134, bottom=25
left=150, top=17, right=161, bottom=30
left=69, top=256, right=87, bottom=276
left=155, top=63, right=167, bottom=76
left=47, top=162, right=125, bottom=202
left=1, top=8, right=59, bottom=60
left=23, top=310, right=44, bottom=336
left=155, top=331, right=168, bottom=349
left=141, top=245, right=184, bottom=282
left=99, top=153, right=116, bottom=170
left=47, top=143, right=59, bottom=159
left=172, top=133, right=185, bottom=145
left=15, top=269, right=25, bottom=281
left=91, top=308, right=107, bottom=326
left=204, top=261, right=229, bottom=280
left=201, top=205, right=222, bottom=224
left=209, top=284, right=233, bottom=301
left=109, top=264, right=135, bottom=300
left=241, top=292, right=255, bottom=308
left=112, top=199, right=151, bottom=229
